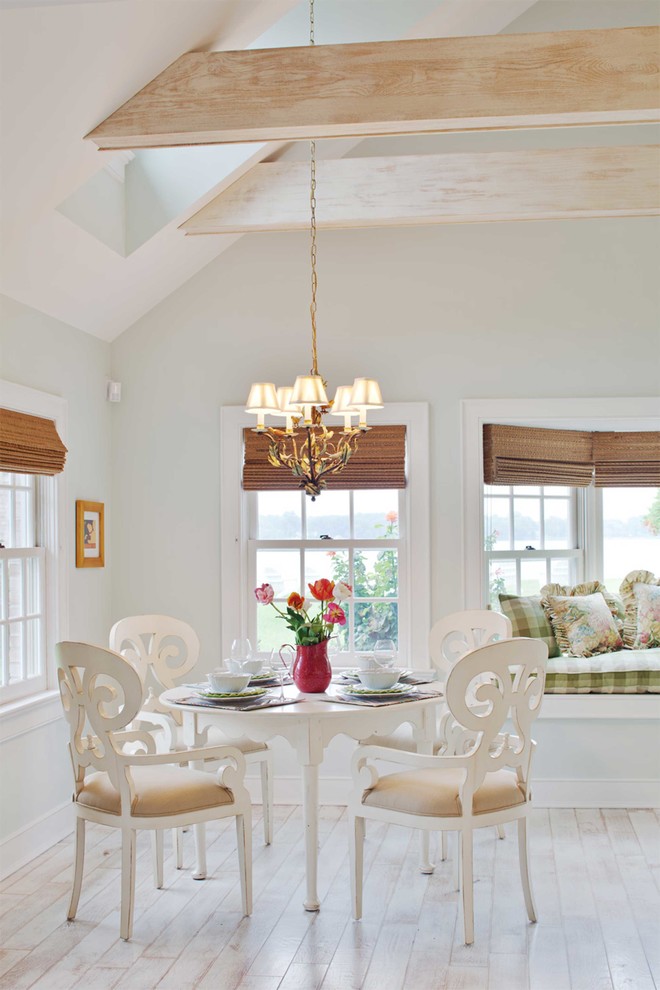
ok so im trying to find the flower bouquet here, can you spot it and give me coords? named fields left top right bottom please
left=254, top=578, right=352, bottom=692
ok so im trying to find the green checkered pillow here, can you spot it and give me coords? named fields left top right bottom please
left=499, top=593, right=560, bottom=659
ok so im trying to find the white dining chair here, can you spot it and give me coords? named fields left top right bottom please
left=359, top=609, right=513, bottom=866
left=109, top=615, right=274, bottom=876
left=349, top=637, right=547, bottom=944
left=57, top=642, right=252, bottom=941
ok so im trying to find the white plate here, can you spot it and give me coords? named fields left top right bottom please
left=339, top=683, right=416, bottom=699
left=195, top=687, right=269, bottom=702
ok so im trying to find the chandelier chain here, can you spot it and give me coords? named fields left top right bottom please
left=309, top=0, right=318, bottom=376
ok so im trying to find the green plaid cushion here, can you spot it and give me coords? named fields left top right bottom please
left=499, top=593, right=560, bottom=659
left=544, top=649, right=660, bottom=694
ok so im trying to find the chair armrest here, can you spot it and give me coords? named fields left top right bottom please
left=117, top=743, right=247, bottom=771
left=117, top=744, right=248, bottom=793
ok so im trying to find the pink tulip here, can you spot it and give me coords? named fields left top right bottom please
left=323, top=603, right=346, bottom=626
left=254, top=583, right=275, bottom=605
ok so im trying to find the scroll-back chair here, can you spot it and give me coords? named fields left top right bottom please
left=349, top=637, right=547, bottom=944
left=57, top=642, right=252, bottom=941
left=109, top=615, right=273, bottom=878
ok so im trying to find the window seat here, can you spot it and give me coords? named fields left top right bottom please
left=545, top=647, right=660, bottom=694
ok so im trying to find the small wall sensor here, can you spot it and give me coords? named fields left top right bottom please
left=106, top=381, right=122, bottom=403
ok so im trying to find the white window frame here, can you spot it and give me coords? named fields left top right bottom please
left=246, top=489, right=405, bottom=661
left=220, top=403, right=430, bottom=667
left=462, top=397, right=660, bottom=609
left=0, top=380, right=68, bottom=710
left=483, top=484, right=583, bottom=603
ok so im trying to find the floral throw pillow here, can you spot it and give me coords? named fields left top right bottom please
left=542, top=592, right=624, bottom=658
left=541, top=580, right=624, bottom=630
left=620, top=571, right=660, bottom=648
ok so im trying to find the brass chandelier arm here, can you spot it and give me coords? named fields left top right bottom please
left=263, top=426, right=362, bottom=498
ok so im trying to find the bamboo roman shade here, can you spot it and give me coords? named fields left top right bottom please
left=484, top=424, right=660, bottom=487
left=0, top=408, right=67, bottom=476
left=483, top=424, right=594, bottom=487
left=593, top=431, right=660, bottom=487
left=243, top=425, right=406, bottom=491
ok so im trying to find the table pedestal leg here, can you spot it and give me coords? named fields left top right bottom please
left=301, top=764, right=320, bottom=911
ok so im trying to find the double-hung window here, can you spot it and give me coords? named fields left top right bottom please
left=484, top=484, right=582, bottom=605
left=1, top=383, right=66, bottom=705
left=247, top=488, right=404, bottom=661
left=221, top=403, right=430, bottom=668
left=0, top=473, right=48, bottom=701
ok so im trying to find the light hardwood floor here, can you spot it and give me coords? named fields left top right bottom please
left=0, top=806, right=658, bottom=989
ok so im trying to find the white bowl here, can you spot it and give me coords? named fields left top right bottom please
left=208, top=671, right=251, bottom=693
left=356, top=668, right=402, bottom=690
left=240, top=658, right=264, bottom=676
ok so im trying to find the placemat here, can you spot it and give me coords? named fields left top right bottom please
left=176, top=696, right=302, bottom=712
left=321, top=689, right=443, bottom=708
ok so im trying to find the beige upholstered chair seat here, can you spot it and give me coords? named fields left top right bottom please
left=78, top=765, right=234, bottom=818
left=362, top=767, right=526, bottom=818
left=162, top=722, right=268, bottom=755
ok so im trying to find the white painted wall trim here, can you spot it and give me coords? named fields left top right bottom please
left=539, top=694, right=660, bottom=719
left=0, top=691, right=62, bottom=743
left=220, top=403, right=431, bottom=665
left=0, top=800, right=72, bottom=881
left=460, top=396, right=660, bottom=610
left=532, top=779, right=660, bottom=809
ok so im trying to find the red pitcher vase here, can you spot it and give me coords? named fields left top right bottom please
left=280, top=640, right=332, bottom=694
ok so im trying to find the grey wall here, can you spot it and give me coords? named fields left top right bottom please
left=0, top=294, right=113, bottom=843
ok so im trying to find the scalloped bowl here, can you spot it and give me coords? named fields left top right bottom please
left=208, top=671, right=251, bottom=693
left=356, top=668, right=402, bottom=690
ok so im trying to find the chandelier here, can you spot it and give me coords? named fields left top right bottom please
left=245, top=0, right=383, bottom=500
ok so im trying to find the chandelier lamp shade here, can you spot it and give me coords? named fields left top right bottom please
left=244, top=0, right=384, bottom=499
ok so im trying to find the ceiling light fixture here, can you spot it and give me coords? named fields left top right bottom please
left=245, top=0, right=383, bottom=499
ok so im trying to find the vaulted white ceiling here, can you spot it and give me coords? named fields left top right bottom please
left=1, top=0, right=657, bottom=341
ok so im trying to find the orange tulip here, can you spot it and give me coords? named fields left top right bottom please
left=308, top=578, right=335, bottom=601
left=287, top=592, right=305, bottom=611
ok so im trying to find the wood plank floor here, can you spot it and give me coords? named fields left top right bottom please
left=0, top=807, right=658, bottom=989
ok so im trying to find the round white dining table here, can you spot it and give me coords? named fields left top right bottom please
left=160, top=682, right=444, bottom=911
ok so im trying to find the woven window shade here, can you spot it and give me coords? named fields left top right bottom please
left=0, top=408, right=67, bottom=476
left=243, top=425, right=406, bottom=491
left=483, top=424, right=594, bottom=487
left=593, top=431, right=660, bottom=487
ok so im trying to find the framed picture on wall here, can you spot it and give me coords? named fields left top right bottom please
left=76, top=500, right=105, bottom=568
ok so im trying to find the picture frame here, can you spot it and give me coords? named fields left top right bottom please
left=76, top=500, right=105, bottom=568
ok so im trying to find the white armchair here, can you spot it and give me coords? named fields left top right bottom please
left=348, top=637, right=547, bottom=944
left=109, top=614, right=274, bottom=878
left=57, top=642, right=252, bottom=941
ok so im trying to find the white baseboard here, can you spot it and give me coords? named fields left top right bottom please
left=533, top=778, right=660, bottom=808
left=0, top=801, right=73, bottom=881
left=246, top=775, right=660, bottom=809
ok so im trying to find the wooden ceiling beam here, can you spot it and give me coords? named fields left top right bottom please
left=180, top=146, right=660, bottom=234
left=86, top=26, right=660, bottom=150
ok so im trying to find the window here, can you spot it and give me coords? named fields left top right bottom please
left=483, top=484, right=582, bottom=605
left=1, top=380, right=66, bottom=707
left=248, top=488, right=403, bottom=659
left=221, top=403, right=430, bottom=668
left=463, top=399, right=660, bottom=611
left=0, top=472, right=48, bottom=701
left=601, top=487, right=660, bottom=589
